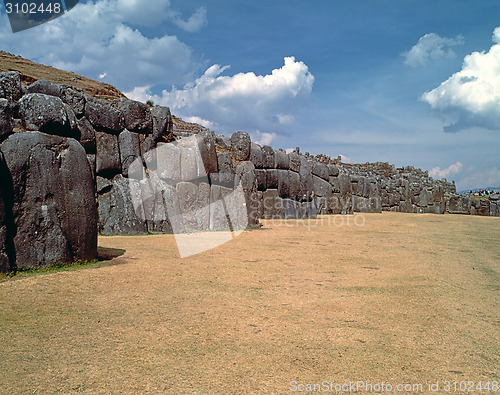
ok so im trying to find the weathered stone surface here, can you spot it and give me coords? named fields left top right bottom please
left=313, top=175, right=333, bottom=197
left=261, top=145, right=275, bottom=168
left=119, top=129, right=141, bottom=177
left=230, top=131, right=251, bottom=161
left=85, top=96, right=124, bottom=133
left=197, top=131, right=218, bottom=175
left=180, top=145, right=198, bottom=182
left=262, top=189, right=284, bottom=219
left=176, top=182, right=210, bottom=231
left=215, top=135, right=231, bottom=150
left=139, top=172, right=182, bottom=233
left=18, top=93, right=80, bottom=139
left=350, top=175, right=364, bottom=196
left=283, top=199, right=302, bottom=219
left=0, top=131, right=97, bottom=269
left=288, top=151, right=301, bottom=172
left=209, top=184, right=234, bottom=231
left=77, top=116, right=96, bottom=154
left=139, top=134, right=157, bottom=170
left=250, top=143, right=263, bottom=168
left=156, top=142, right=180, bottom=181
left=213, top=152, right=234, bottom=186
left=312, top=161, right=329, bottom=181
left=0, top=99, right=13, bottom=140
left=328, top=164, right=340, bottom=177
left=0, top=151, right=14, bottom=273
left=235, top=161, right=256, bottom=192
left=0, top=71, right=22, bottom=106
left=96, top=131, right=121, bottom=177
left=302, top=201, right=317, bottom=218
left=299, top=157, right=313, bottom=200
left=97, top=174, right=148, bottom=235
left=266, top=169, right=278, bottom=189
left=150, top=105, right=172, bottom=141
left=254, top=169, right=267, bottom=191
left=288, top=170, right=301, bottom=199
left=26, top=79, right=85, bottom=116
left=277, top=169, right=290, bottom=198
left=338, top=174, right=353, bottom=214
left=119, top=100, right=153, bottom=134
left=87, top=154, right=96, bottom=181
left=274, top=149, right=289, bottom=169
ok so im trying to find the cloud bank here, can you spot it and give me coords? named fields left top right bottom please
left=429, top=161, right=463, bottom=179
left=421, top=27, right=500, bottom=133
left=127, top=56, right=315, bottom=138
left=402, top=33, right=463, bottom=67
left=0, top=0, right=206, bottom=90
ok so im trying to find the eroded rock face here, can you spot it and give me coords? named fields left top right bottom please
left=0, top=151, right=14, bottom=273
left=26, top=79, right=86, bottom=117
left=230, top=131, right=251, bottom=161
left=97, top=174, right=148, bottom=235
left=85, top=96, right=124, bottom=133
left=0, top=131, right=97, bottom=269
left=150, top=106, right=173, bottom=142
left=18, top=93, right=80, bottom=139
left=119, top=100, right=153, bottom=134
left=0, top=71, right=22, bottom=107
left=0, top=99, right=13, bottom=141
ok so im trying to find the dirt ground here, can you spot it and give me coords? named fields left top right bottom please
left=0, top=212, right=499, bottom=394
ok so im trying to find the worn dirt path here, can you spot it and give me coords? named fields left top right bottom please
left=1, top=213, right=499, bottom=393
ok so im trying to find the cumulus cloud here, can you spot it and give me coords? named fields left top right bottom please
left=429, top=161, right=463, bottom=179
left=421, top=27, right=500, bottom=132
left=0, top=0, right=204, bottom=90
left=402, top=33, right=463, bottom=67
left=127, top=56, right=314, bottom=136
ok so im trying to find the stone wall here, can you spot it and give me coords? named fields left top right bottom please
left=0, top=70, right=496, bottom=272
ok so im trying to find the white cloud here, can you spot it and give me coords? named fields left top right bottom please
left=421, top=27, right=500, bottom=132
left=0, top=0, right=203, bottom=90
left=457, top=167, right=500, bottom=190
left=402, top=33, right=463, bottom=67
left=252, top=132, right=277, bottom=146
left=339, top=154, right=351, bottom=163
left=126, top=56, right=314, bottom=136
left=429, top=161, right=463, bottom=179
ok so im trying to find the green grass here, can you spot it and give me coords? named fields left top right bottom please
left=0, top=259, right=102, bottom=281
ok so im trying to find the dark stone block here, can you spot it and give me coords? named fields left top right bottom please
left=1, top=131, right=97, bottom=269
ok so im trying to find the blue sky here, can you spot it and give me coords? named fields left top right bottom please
left=1, top=0, right=500, bottom=190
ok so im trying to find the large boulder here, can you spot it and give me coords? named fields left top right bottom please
left=261, top=145, right=275, bottom=168
left=249, top=143, right=263, bottom=168
left=150, top=106, right=173, bottom=142
left=96, top=131, right=121, bottom=177
left=77, top=116, right=96, bottom=154
left=213, top=152, right=234, bottom=187
left=97, top=174, right=148, bottom=235
left=156, top=142, right=181, bottom=181
left=0, top=131, right=97, bottom=269
left=312, top=161, right=329, bottom=181
left=197, top=131, right=218, bottom=175
left=18, top=93, right=80, bottom=139
left=230, top=131, right=251, bottom=161
left=119, top=100, right=153, bottom=134
left=299, top=157, right=313, bottom=200
left=85, top=96, right=124, bottom=133
left=0, top=71, right=22, bottom=107
left=0, top=151, right=14, bottom=273
left=118, top=129, right=142, bottom=177
left=176, top=182, right=210, bottom=232
left=26, top=79, right=86, bottom=117
left=0, top=98, right=13, bottom=141
left=274, top=149, right=289, bottom=169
